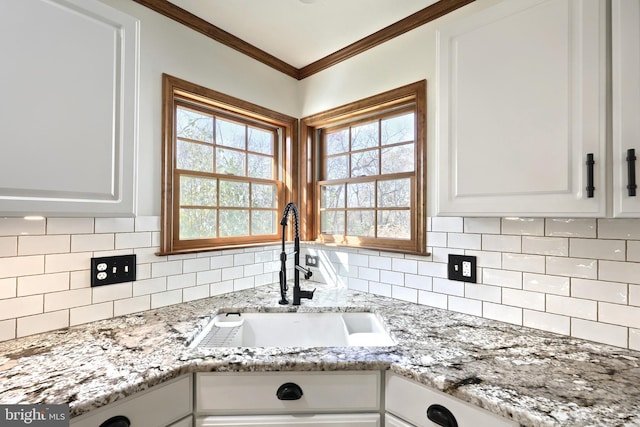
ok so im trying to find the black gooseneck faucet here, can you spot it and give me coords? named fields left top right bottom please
left=279, top=202, right=315, bottom=305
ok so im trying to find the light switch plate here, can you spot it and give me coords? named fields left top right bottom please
left=448, top=254, right=477, bottom=283
left=91, top=254, right=136, bottom=287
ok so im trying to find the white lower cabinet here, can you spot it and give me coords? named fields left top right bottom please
left=70, top=375, right=192, bottom=427
left=195, top=371, right=381, bottom=426
left=385, top=373, right=517, bottom=427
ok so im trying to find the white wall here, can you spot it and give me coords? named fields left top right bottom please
left=99, top=0, right=300, bottom=216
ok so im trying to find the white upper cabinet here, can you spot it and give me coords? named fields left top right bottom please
left=612, top=0, right=640, bottom=217
left=0, top=0, right=139, bottom=217
left=436, top=0, right=606, bottom=217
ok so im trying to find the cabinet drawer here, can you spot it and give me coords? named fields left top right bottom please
left=385, top=373, right=517, bottom=427
left=196, top=413, right=380, bottom=426
left=385, top=413, right=414, bottom=427
left=70, top=375, right=192, bottom=427
left=196, top=371, right=380, bottom=415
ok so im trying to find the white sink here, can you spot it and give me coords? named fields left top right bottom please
left=190, top=311, right=395, bottom=348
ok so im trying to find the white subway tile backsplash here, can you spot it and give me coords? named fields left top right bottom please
left=483, top=302, right=522, bottom=325
left=115, top=232, right=152, bottom=250
left=417, top=261, right=447, bottom=278
left=47, top=218, right=93, bottom=235
left=222, top=266, right=244, bottom=281
left=571, top=279, right=627, bottom=304
left=433, top=278, right=464, bottom=296
left=404, top=274, right=432, bottom=291
left=464, top=250, right=502, bottom=269
left=572, top=318, right=628, bottom=348
left=183, top=285, right=210, bottom=302
left=631, top=285, right=640, bottom=307
left=392, top=258, right=417, bottom=274
left=380, top=269, right=402, bottom=285
left=502, top=253, right=545, bottom=274
left=369, top=255, right=392, bottom=270
left=0, top=218, right=45, bottom=236
left=233, top=276, right=254, bottom=291
left=570, top=238, right=625, bottom=261
left=546, top=256, right=597, bottom=279
left=348, top=278, right=368, bottom=292
left=0, top=319, right=16, bottom=341
left=628, top=241, right=640, bottom=262
left=45, top=252, right=92, bottom=274
left=599, top=260, right=640, bottom=285
left=483, top=268, right=522, bottom=289
left=70, top=302, right=112, bottom=326
left=17, top=310, right=68, bottom=338
left=447, top=233, right=481, bottom=250
left=431, top=217, right=463, bottom=232
left=392, top=286, right=417, bottom=303
left=502, top=218, right=544, bottom=236
left=197, top=269, right=222, bottom=286
left=18, top=235, right=70, bottom=256
left=523, top=310, right=570, bottom=335
left=369, top=281, right=392, bottom=297
left=0, top=278, right=16, bottom=299
left=69, top=270, right=91, bottom=290
left=522, top=236, right=568, bottom=256
left=599, top=302, right=640, bottom=329
left=152, top=260, right=183, bottom=278
left=631, top=329, right=640, bottom=351
left=0, top=236, right=17, bottom=257
left=244, top=263, right=264, bottom=277
left=358, top=267, right=380, bottom=282
left=151, top=289, right=182, bottom=308
left=546, top=218, right=596, bottom=237
left=502, top=288, right=545, bottom=310
left=71, top=234, right=114, bottom=253
left=426, top=232, right=447, bottom=248
left=418, top=290, right=447, bottom=309
left=17, top=273, right=69, bottom=296
left=133, top=278, right=167, bottom=296
left=114, top=295, right=151, bottom=316
left=95, top=217, right=135, bottom=233
left=92, top=282, right=132, bottom=304
left=167, top=273, right=196, bottom=290
left=134, top=216, right=160, bottom=232
left=0, top=255, right=45, bottom=279
left=523, top=273, right=570, bottom=296
left=211, top=280, right=234, bottom=296
left=482, top=234, right=521, bottom=253
left=0, top=295, right=43, bottom=321
left=465, top=283, right=501, bottom=303
left=449, top=296, right=482, bottom=316
left=546, top=295, right=597, bottom=320
left=44, top=289, right=91, bottom=311
left=464, top=217, right=500, bottom=234
left=598, top=219, right=640, bottom=240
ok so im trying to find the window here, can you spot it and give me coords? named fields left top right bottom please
left=160, top=74, right=297, bottom=254
left=300, top=81, right=427, bottom=254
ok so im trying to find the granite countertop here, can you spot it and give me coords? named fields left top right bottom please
left=0, top=283, right=639, bottom=427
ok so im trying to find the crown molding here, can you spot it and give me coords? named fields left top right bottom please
left=132, top=0, right=476, bottom=80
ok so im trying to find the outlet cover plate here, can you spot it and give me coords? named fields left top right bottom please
left=448, top=254, right=477, bottom=283
left=91, top=254, right=136, bottom=287
left=305, top=255, right=319, bottom=267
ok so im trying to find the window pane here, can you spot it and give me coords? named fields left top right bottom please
left=180, top=176, right=217, bottom=206
left=347, top=210, right=374, bottom=237
left=325, top=128, right=349, bottom=155
left=252, top=210, right=276, bottom=235
left=351, top=121, right=378, bottom=151
left=326, top=155, right=348, bottom=180
left=351, top=150, right=379, bottom=177
left=177, top=108, right=213, bottom=143
left=321, top=211, right=345, bottom=235
left=381, top=144, right=414, bottom=174
left=347, top=182, right=374, bottom=208
left=248, top=154, right=273, bottom=179
left=252, top=183, right=276, bottom=208
left=219, top=210, right=249, bottom=236
left=378, top=210, right=410, bottom=239
left=216, top=147, right=246, bottom=176
left=219, top=180, right=249, bottom=207
left=381, top=112, right=414, bottom=145
left=321, top=184, right=345, bottom=209
left=378, top=178, right=411, bottom=207
left=216, top=118, right=246, bottom=149
left=248, top=127, right=273, bottom=155
left=177, top=140, right=213, bottom=172
left=179, top=209, right=216, bottom=239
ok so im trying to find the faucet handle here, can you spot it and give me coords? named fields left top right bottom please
left=299, top=288, right=315, bottom=300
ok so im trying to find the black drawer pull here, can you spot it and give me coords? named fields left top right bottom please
left=427, top=404, right=458, bottom=427
left=586, top=153, right=595, bottom=198
left=99, top=415, right=130, bottom=427
left=627, top=148, right=637, bottom=197
left=276, top=382, right=303, bottom=400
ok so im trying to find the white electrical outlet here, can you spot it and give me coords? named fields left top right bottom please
left=462, top=261, right=472, bottom=277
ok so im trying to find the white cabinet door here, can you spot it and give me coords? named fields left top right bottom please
left=612, top=0, right=640, bottom=217
left=436, top=0, right=606, bottom=217
left=0, top=0, right=138, bottom=217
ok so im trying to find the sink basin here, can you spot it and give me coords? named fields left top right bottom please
left=189, top=311, right=395, bottom=348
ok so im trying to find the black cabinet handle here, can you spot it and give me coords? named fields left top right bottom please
left=276, top=382, right=303, bottom=400
left=427, top=404, right=458, bottom=427
left=627, top=149, right=637, bottom=197
left=586, top=153, right=595, bottom=198
left=99, top=416, right=130, bottom=427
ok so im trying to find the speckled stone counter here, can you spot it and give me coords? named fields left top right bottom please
left=0, top=284, right=639, bottom=426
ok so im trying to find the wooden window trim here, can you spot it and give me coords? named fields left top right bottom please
left=160, top=73, right=298, bottom=255
left=300, top=80, right=427, bottom=255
